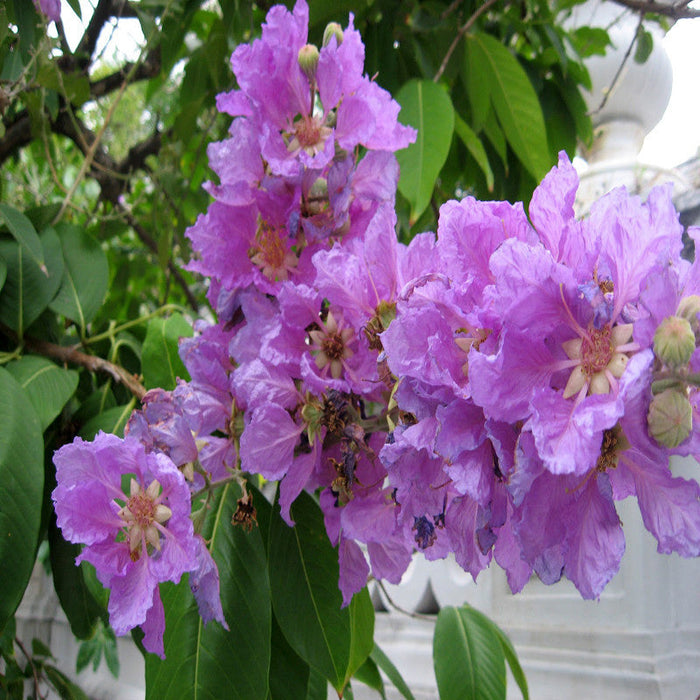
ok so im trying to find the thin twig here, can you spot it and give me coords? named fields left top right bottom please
left=590, top=12, right=644, bottom=116
left=0, top=323, right=147, bottom=399
left=14, top=637, right=46, bottom=700
left=375, top=579, right=436, bottom=621
left=609, top=0, right=700, bottom=19
left=434, top=0, right=503, bottom=82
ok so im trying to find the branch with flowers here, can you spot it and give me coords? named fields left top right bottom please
left=2, top=1, right=700, bottom=699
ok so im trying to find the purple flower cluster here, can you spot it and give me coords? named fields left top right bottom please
left=52, top=0, right=700, bottom=654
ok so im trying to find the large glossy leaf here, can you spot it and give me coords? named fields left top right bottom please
left=0, top=203, right=46, bottom=274
left=462, top=37, right=491, bottom=131
left=145, top=481, right=271, bottom=699
left=268, top=491, right=374, bottom=694
left=493, top=622, right=529, bottom=700
left=48, top=517, right=105, bottom=640
left=433, top=605, right=508, bottom=700
left=142, top=313, right=193, bottom=391
left=0, top=255, right=6, bottom=294
left=5, top=355, right=78, bottom=431
left=370, top=644, right=415, bottom=700
left=466, top=32, right=551, bottom=182
left=0, top=228, right=64, bottom=337
left=354, top=655, right=385, bottom=698
left=0, top=368, right=44, bottom=635
left=79, top=403, right=134, bottom=440
left=269, top=613, right=311, bottom=700
left=395, top=79, right=455, bottom=226
left=49, top=223, right=109, bottom=329
left=454, top=114, right=494, bottom=192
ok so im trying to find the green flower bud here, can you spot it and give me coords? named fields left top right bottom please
left=323, top=22, right=344, bottom=47
left=647, top=388, right=692, bottom=448
left=308, top=177, right=328, bottom=200
left=653, top=315, right=696, bottom=368
left=298, top=43, right=320, bottom=80
left=677, top=295, right=700, bottom=331
left=301, top=395, right=324, bottom=443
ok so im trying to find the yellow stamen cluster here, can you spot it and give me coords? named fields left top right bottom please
left=118, top=479, right=172, bottom=561
left=562, top=324, right=633, bottom=399
left=308, top=311, right=354, bottom=379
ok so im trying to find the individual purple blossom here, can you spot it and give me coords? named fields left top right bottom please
left=219, top=0, right=415, bottom=177
left=52, top=433, right=202, bottom=657
left=34, top=0, right=60, bottom=22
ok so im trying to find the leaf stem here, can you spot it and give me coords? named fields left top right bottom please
left=82, top=304, right=184, bottom=346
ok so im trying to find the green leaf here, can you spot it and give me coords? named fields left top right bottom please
left=467, top=32, right=551, bottom=182
left=76, top=638, right=100, bottom=674
left=0, top=228, right=64, bottom=337
left=141, top=313, right=193, bottom=391
left=395, top=79, right=455, bottom=226
left=49, top=223, right=109, bottom=329
left=0, top=204, right=46, bottom=275
left=354, top=655, right=385, bottom=698
left=5, top=356, right=78, bottom=431
left=269, top=613, right=311, bottom=700
left=454, top=114, right=494, bottom=192
left=306, top=667, right=329, bottom=700
left=462, top=37, right=491, bottom=130
left=634, top=27, right=653, bottom=65
left=103, top=625, right=120, bottom=677
left=64, top=0, right=81, bottom=18
left=370, top=644, right=415, bottom=700
left=482, top=110, right=508, bottom=170
left=268, top=491, right=374, bottom=694
left=48, top=517, right=105, bottom=640
left=79, top=403, right=133, bottom=440
left=433, top=605, right=508, bottom=700
left=493, top=624, right=529, bottom=700
left=0, top=368, right=44, bottom=635
left=0, top=255, right=6, bottom=294
left=31, top=638, right=53, bottom=658
left=568, top=26, right=611, bottom=58
left=44, top=665, right=90, bottom=700
left=146, top=481, right=271, bottom=699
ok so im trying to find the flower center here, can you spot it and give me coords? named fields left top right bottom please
left=249, top=220, right=297, bottom=281
left=308, top=310, right=354, bottom=379
left=295, top=115, right=322, bottom=148
left=287, top=115, right=332, bottom=156
left=562, top=323, right=635, bottom=399
left=127, top=491, right=157, bottom=528
left=580, top=326, right=614, bottom=376
left=118, top=479, right=172, bottom=561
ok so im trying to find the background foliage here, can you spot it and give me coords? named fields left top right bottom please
left=0, top=0, right=681, bottom=697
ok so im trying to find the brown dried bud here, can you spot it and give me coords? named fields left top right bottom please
left=232, top=493, right=258, bottom=531
left=647, top=388, right=692, bottom=448
left=653, top=315, right=696, bottom=368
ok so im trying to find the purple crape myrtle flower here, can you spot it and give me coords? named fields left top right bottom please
left=52, top=432, right=227, bottom=657
left=34, top=0, right=60, bottom=22
left=469, top=153, right=683, bottom=478
left=219, top=0, right=415, bottom=177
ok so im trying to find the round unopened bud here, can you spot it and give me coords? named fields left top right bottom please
left=323, top=22, right=344, bottom=47
left=298, top=43, right=320, bottom=79
left=301, top=397, right=324, bottom=442
left=677, top=295, right=700, bottom=331
left=647, top=388, right=692, bottom=448
left=653, top=315, right=696, bottom=368
left=308, top=177, right=328, bottom=200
